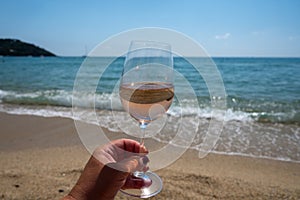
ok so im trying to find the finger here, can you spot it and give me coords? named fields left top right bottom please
left=112, top=139, right=149, bottom=154
left=117, top=155, right=150, bottom=173
left=139, top=145, right=148, bottom=154
left=117, top=157, right=139, bottom=172
left=122, top=174, right=152, bottom=189
left=112, top=139, right=138, bottom=152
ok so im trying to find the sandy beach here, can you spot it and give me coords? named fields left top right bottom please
left=0, top=112, right=299, bottom=199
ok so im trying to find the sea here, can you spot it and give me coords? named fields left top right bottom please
left=0, top=56, right=299, bottom=163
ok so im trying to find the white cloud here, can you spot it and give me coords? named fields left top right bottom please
left=215, top=33, right=231, bottom=40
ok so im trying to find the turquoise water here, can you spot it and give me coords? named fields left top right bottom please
left=0, top=56, right=299, bottom=162
left=0, top=56, right=299, bottom=123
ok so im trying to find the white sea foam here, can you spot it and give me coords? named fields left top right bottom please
left=0, top=89, right=299, bottom=163
left=0, top=89, right=256, bottom=122
left=0, top=104, right=73, bottom=118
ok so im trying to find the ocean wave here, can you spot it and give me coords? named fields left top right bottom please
left=0, top=89, right=72, bottom=106
left=0, top=89, right=299, bottom=124
left=0, top=104, right=74, bottom=119
left=0, top=89, right=116, bottom=109
left=0, top=104, right=299, bottom=163
left=208, top=151, right=300, bottom=164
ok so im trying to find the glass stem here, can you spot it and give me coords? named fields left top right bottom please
left=139, top=121, right=147, bottom=146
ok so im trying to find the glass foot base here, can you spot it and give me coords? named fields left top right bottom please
left=120, top=171, right=163, bottom=198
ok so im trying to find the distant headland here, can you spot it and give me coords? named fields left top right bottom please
left=0, top=39, right=56, bottom=56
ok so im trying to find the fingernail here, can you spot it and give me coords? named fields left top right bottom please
left=142, top=156, right=149, bottom=165
left=134, top=177, right=152, bottom=188
left=142, top=178, right=152, bottom=188
left=140, top=146, right=148, bottom=153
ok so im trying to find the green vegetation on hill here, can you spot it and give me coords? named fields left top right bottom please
left=0, top=39, right=56, bottom=56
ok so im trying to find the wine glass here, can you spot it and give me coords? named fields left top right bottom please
left=119, top=40, right=174, bottom=198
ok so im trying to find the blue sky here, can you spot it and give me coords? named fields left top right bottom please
left=1, top=0, right=299, bottom=57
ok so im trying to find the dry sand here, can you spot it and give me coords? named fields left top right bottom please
left=0, top=112, right=299, bottom=199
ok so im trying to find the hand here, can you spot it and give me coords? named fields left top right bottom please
left=63, top=139, right=151, bottom=200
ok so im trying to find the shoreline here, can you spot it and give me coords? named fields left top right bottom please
left=0, top=112, right=299, bottom=199
left=1, top=108, right=299, bottom=163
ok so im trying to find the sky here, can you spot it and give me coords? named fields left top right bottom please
left=1, top=0, right=300, bottom=57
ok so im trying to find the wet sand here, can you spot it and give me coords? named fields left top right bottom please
left=0, top=112, right=299, bottom=199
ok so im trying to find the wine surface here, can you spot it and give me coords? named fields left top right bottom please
left=120, top=82, right=174, bottom=122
